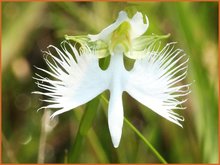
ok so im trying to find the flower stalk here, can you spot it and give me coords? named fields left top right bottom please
left=124, top=118, right=168, bottom=164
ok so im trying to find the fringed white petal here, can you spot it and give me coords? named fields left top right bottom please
left=33, top=41, right=109, bottom=118
left=34, top=43, right=127, bottom=147
left=34, top=41, right=189, bottom=148
left=125, top=43, right=190, bottom=127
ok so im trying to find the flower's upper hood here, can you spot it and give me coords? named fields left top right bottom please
left=88, top=11, right=149, bottom=42
left=88, top=11, right=149, bottom=55
left=65, top=11, right=169, bottom=59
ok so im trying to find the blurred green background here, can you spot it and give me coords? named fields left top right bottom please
left=2, top=1, right=219, bottom=163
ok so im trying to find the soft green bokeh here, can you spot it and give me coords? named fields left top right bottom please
left=2, top=2, right=218, bottom=163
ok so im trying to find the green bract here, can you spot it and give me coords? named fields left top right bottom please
left=65, top=32, right=170, bottom=59
left=65, top=11, right=172, bottom=59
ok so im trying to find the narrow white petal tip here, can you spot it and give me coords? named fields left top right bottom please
left=109, top=120, right=123, bottom=148
left=113, top=140, right=120, bottom=148
left=118, top=10, right=128, bottom=20
left=176, top=121, right=183, bottom=128
left=145, top=15, right=149, bottom=28
left=50, top=112, right=58, bottom=120
left=108, top=89, right=124, bottom=148
left=110, top=126, right=122, bottom=148
left=37, top=106, right=45, bottom=112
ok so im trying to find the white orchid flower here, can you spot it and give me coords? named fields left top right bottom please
left=33, top=11, right=190, bottom=148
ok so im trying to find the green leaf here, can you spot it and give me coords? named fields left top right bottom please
left=69, top=96, right=100, bottom=162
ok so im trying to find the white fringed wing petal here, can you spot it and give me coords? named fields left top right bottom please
left=125, top=43, right=190, bottom=127
left=33, top=42, right=109, bottom=118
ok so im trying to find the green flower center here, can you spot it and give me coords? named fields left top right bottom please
left=65, top=22, right=170, bottom=59
left=109, top=21, right=131, bottom=54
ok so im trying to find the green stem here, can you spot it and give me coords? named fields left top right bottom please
left=124, top=118, right=168, bottom=164
left=69, top=97, right=100, bottom=162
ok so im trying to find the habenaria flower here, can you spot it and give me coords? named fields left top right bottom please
left=33, top=11, right=190, bottom=148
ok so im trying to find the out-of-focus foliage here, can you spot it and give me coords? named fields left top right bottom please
left=2, top=2, right=218, bottom=163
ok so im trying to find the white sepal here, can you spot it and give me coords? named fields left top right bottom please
left=88, top=11, right=128, bottom=42
left=130, top=12, right=149, bottom=39
left=88, top=11, right=149, bottom=42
